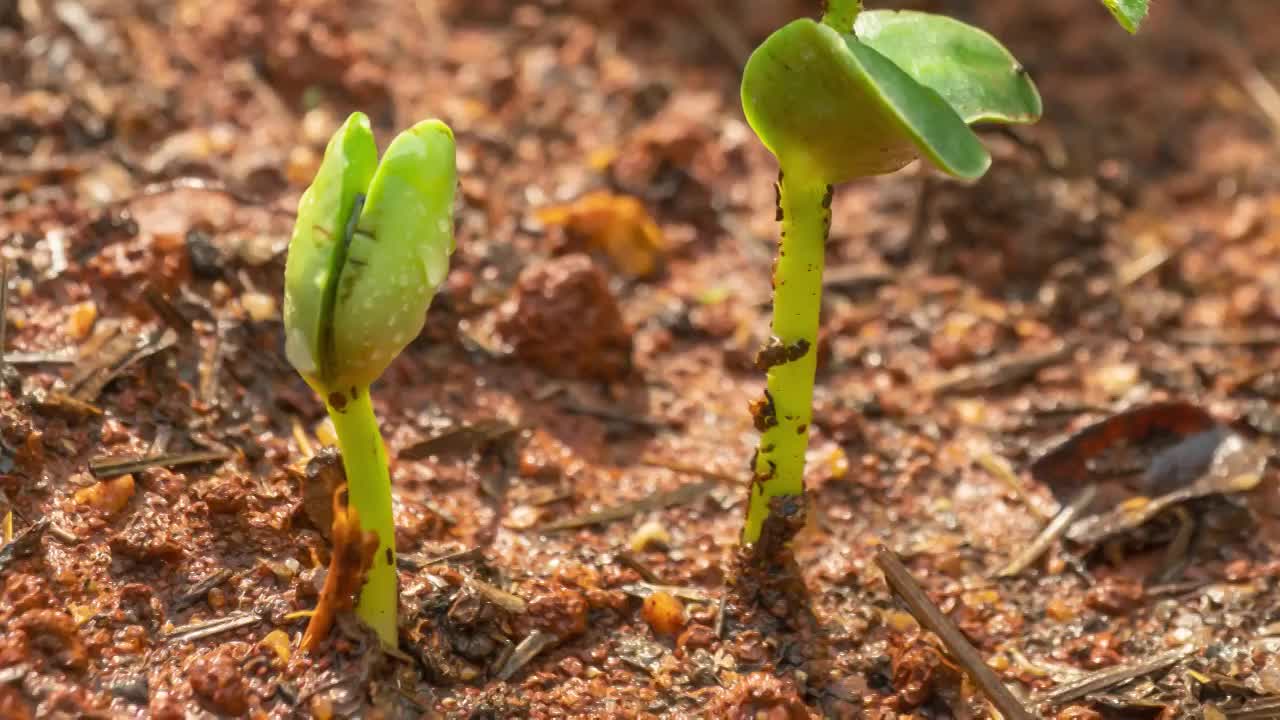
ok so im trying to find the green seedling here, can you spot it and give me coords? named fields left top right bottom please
left=739, top=0, right=1041, bottom=544
left=284, top=112, right=456, bottom=648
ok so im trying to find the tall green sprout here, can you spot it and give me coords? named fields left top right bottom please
left=284, top=112, right=456, bottom=647
left=739, top=0, right=1041, bottom=544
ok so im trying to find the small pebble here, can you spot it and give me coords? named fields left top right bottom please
left=496, top=253, right=633, bottom=381
left=153, top=231, right=185, bottom=253
left=302, top=108, right=338, bottom=146
left=69, top=604, right=95, bottom=625
left=236, top=234, right=279, bottom=267
left=676, top=623, right=715, bottom=653
left=1046, top=597, right=1077, bottom=622
left=208, top=123, right=237, bottom=154
left=287, top=146, right=321, bottom=186
left=210, top=281, right=232, bottom=304
left=503, top=504, right=540, bottom=530
left=242, top=291, right=277, bottom=322
left=314, top=418, right=337, bottom=448
left=188, top=647, right=248, bottom=716
left=186, top=229, right=223, bottom=278
left=1089, top=362, right=1139, bottom=398
left=883, top=609, right=918, bottom=633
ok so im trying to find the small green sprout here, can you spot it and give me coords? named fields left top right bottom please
left=739, top=0, right=1041, bottom=545
left=284, top=112, right=456, bottom=648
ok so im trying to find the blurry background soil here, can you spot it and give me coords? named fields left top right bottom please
left=2, top=0, right=1280, bottom=717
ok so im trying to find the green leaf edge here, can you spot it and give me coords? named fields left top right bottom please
left=283, top=111, right=377, bottom=389
left=328, top=119, right=457, bottom=390
left=1101, top=0, right=1148, bottom=33
left=854, top=10, right=1043, bottom=125
left=742, top=19, right=988, bottom=181
left=843, top=35, right=991, bottom=180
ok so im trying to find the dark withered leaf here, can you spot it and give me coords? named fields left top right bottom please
left=1066, top=427, right=1268, bottom=545
left=1031, top=402, right=1216, bottom=492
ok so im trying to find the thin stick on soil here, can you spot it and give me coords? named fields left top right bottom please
left=1151, top=505, right=1196, bottom=583
left=166, top=611, right=262, bottom=643
left=930, top=341, right=1074, bottom=396
left=143, top=285, right=193, bottom=335
left=71, top=328, right=178, bottom=402
left=123, top=176, right=294, bottom=217
left=67, top=330, right=132, bottom=393
left=995, top=485, right=1096, bottom=578
left=496, top=629, right=558, bottom=680
left=558, top=398, right=670, bottom=432
left=638, top=456, right=738, bottom=484
left=3, top=351, right=76, bottom=365
left=173, top=568, right=235, bottom=610
left=464, top=574, right=527, bottom=614
left=1031, top=645, right=1195, bottom=707
left=294, top=677, right=353, bottom=709
left=0, top=664, right=28, bottom=685
left=618, top=582, right=713, bottom=603
left=45, top=523, right=78, bottom=544
left=875, top=547, right=1033, bottom=720
left=976, top=450, right=1051, bottom=522
left=396, top=545, right=481, bottom=570
left=1226, top=696, right=1280, bottom=720
left=616, top=550, right=665, bottom=584
left=538, top=480, right=717, bottom=532
left=88, top=449, right=231, bottom=478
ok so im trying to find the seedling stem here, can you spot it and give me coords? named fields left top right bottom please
left=325, top=388, right=397, bottom=645
left=743, top=172, right=830, bottom=544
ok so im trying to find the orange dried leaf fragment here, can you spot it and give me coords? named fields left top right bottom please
left=74, top=474, right=135, bottom=515
left=641, top=591, right=685, bottom=636
left=300, top=484, right=380, bottom=652
left=535, top=191, right=665, bottom=278
left=259, top=629, right=292, bottom=664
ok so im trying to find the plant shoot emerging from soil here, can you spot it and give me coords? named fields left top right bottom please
left=738, top=0, right=1041, bottom=544
left=284, top=112, right=456, bottom=648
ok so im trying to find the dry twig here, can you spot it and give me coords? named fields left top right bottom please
left=995, top=486, right=1096, bottom=578
left=876, top=547, right=1034, bottom=720
left=1032, top=645, right=1195, bottom=707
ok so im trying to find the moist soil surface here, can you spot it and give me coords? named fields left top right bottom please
left=3, top=0, right=1280, bottom=717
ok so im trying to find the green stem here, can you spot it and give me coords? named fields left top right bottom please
left=742, top=167, right=831, bottom=545
left=821, top=0, right=861, bottom=33
left=325, top=387, right=398, bottom=648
